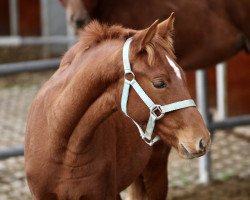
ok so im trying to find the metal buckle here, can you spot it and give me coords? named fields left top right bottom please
left=150, top=105, right=164, bottom=120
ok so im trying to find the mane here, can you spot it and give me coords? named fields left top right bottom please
left=61, top=20, right=175, bottom=68
left=79, top=20, right=133, bottom=50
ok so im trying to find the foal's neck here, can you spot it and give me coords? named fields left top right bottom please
left=47, top=41, right=123, bottom=157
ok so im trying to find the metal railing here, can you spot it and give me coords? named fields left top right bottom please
left=0, top=146, right=23, bottom=160
left=0, top=36, right=76, bottom=46
left=0, top=58, right=60, bottom=75
left=196, top=64, right=250, bottom=183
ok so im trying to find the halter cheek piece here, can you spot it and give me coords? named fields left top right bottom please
left=121, top=37, right=196, bottom=146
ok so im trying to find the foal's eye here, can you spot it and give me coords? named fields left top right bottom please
left=153, top=80, right=166, bottom=89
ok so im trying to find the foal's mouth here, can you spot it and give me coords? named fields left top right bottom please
left=179, top=143, right=206, bottom=159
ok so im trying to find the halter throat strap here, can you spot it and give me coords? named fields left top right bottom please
left=121, top=37, right=196, bottom=146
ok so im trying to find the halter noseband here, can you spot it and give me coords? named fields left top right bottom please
left=121, top=37, right=196, bottom=146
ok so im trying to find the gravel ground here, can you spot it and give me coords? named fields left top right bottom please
left=0, top=71, right=249, bottom=199
left=168, top=175, right=250, bottom=200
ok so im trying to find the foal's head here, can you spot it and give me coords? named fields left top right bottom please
left=78, top=14, right=211, bottom=159
left=116, top=15, right=211, bottom=159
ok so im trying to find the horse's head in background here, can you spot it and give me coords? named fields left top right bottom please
left=116, top=15, right=211, bottom=158
left=59, top=0, right=94, bottom=32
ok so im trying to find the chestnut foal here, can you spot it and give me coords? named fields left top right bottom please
left=25, top=15, right=210, bottom=200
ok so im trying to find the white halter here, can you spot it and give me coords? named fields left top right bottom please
left=121, top=37, right=196, bottom=146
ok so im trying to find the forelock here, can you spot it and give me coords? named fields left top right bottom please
left=145, top=35, right=175, bottom=66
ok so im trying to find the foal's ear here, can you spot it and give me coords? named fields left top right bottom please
left=158, top=12, right=175, bottom=39
left=133, top=20, right=159, bottom=52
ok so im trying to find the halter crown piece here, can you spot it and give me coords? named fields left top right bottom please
left=121, top=37, right=196, bottom=146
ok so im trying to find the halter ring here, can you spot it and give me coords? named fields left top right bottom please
left=124, top=71, right=135, bottom=82
left=150, top=105, right=164, bottom=120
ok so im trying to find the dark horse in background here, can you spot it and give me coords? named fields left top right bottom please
left=59, top=0, right=250, bottom=69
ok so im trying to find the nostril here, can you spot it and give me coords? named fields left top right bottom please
left=199, top=138, right=206, bottom=152
left=76, top=19, right=85, bottom=28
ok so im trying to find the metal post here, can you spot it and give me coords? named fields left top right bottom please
left=39, top=0, right=50, bottom=59
left=216, top=62, right=228, bottom=119
left=66, top=19, right=75, bottom=48
left=40, top=0, right=68, bottom=36
left=195, top=69, right=212, bottom=183
left=40, top=0, right=50, bottom=36
left=9, top=0, right=19, bottom=35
